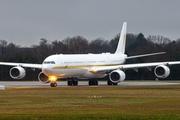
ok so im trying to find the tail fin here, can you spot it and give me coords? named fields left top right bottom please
left=115, top=22, right=127, bottom=54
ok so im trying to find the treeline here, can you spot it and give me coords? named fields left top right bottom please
left=0, top=33, right=180, bottom=81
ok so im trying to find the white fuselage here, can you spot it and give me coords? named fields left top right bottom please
left=42, top=53, right=127, bottom=79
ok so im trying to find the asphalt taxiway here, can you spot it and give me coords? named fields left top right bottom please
left=0, top=81, right=179, bottom=89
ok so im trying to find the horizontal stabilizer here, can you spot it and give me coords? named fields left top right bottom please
left=126, top=52, right=166, bottom=59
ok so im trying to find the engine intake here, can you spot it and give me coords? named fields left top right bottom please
left=154, top=65, right=170, bottom=78
left=109, top=70, right=126, bottom=83
left=38, top=72, right=50, bottom=83
left=9, top=66, right=26, bottom=79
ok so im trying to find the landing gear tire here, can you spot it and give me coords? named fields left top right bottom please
left=73, top=80, right=78, bottom=86
left=50, top=82, right=57, bottom=87
left=107, top=80, right=118, bottom=86
left=89, top=79, right=98, bottom=86
left=113, top=83, right=118, bottom=85
left=94, top=79, right=98, bottom=85
left=68, top=80, right=73, bottom=86
left=107, top=80, right=112, bottom=85
left=89, top=80, right=93, bottom=86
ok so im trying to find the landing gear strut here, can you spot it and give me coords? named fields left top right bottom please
left=50, top=82, right=57, bottom=87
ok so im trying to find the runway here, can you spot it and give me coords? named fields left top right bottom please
left=0, top=81, right=179, bottom=89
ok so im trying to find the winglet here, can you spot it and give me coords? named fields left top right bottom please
left=115, top=22, right=127, bottom=54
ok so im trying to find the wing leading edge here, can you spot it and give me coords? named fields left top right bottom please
left=0, top=62, right=42, bottom=69
left=89, top=61, right=180, bottom=73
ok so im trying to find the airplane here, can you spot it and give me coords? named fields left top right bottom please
left=0, top=22, right=180, bottom=87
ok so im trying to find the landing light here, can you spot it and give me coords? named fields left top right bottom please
left=49, top=76, right=57, bottom=82
left=92, top=68, right=97, bottom=73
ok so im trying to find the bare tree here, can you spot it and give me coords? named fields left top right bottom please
left=0, top=40, right=8, bottom=57
left=62, top=36, right=89, bottom=54
left=32, top=38, right=53, bottom=62
left=52, top=40, right=68, bottom=54
left=147, top=35, right=171, bottom=46
left=89, top=38, right=110, bottom=53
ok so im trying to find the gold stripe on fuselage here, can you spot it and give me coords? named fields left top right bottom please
left=52, top=64, right=122, bottom=69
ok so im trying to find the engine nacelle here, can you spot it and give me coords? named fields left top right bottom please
left=38, top=72, right=50, bottom=83
left=109, top=70, right=126, bottom=83
left=9, top=66, right=26, bottom=79
left=154, top=65, right=170, bottom=78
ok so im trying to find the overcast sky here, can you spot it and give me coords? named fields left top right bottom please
left=0, top=0, right=180, bottom=47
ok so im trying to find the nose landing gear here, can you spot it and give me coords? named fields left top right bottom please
left=49, top=76, right=57, bottom=87
left=50, top=82, right=57, bottom=87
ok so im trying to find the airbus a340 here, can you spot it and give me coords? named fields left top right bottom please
left=0, top=22, right=180, bottom=87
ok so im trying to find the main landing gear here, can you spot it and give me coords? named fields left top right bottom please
left=67, top=78, right=78, bottom=86
left=50, top=82, right=57, bottom=87
left=89, top=79, right=98, bottom=86
left=107, top=80, right=118, bottom=86
left=67, top=78, right=99, bottom=86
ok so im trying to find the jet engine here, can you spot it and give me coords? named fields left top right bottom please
left=154, top=65, right=170, bottom=78
left=38, top=72, right=50, bottom=83
left=9, top=66, right=26, bottom=79
left=109, top=70, right=126, bottom=83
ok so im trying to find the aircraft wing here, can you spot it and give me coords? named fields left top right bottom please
left=0, top=62, right=42, bottom=69
left=90, top=61, right=180, bottom=73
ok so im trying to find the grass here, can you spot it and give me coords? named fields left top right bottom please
left=0, top=85, right=180, bottom=120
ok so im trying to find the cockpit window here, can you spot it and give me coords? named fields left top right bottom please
left=43, top=61, right=55, bottom=64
